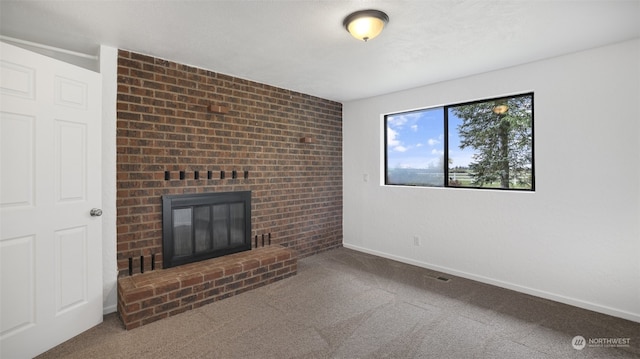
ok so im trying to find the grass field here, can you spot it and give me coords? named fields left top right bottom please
left=388, top=168, right=532, bottom=190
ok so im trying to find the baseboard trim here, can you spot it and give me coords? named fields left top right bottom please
left=343, top=243, right=640, bottom=323
left=103, top=303, right=117, bottom=315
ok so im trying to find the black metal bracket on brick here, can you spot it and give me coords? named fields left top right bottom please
left=163, top=169, right=250, bottom=181
left=254, top=233, right=272, bottom=248
left=128, top=253, right=156, bottom=276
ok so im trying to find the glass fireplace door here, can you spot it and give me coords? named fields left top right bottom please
left=163, top=191, right=251, bottom=269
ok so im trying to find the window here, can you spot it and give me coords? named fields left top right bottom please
left=385, top=93, right=534, bottom=191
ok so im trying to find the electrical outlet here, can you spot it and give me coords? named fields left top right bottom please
left=413, top=236, right=420, bottom=246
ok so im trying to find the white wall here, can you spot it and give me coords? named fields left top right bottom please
left=343, top=39, right=640, bottom=322
left=100, top=45, right=118, bottom=314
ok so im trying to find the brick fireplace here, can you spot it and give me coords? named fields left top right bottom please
left=116, top=50, right=342, bottom=326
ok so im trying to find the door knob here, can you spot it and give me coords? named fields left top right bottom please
left=90, top=208, right=103, bottom=217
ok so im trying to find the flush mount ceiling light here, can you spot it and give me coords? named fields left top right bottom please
left=343, top=9, right=389, bottom=42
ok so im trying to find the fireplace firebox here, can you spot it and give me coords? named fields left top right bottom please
left=162, top=191, right=251, bottom=268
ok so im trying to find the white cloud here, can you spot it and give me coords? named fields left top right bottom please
left=387, top=116, right=407, bottom=128
left=388, top=126, right=410, bottom=152
left=387, top=112, right=422, bottom=129
left=387, top=127, right=400, bottom=147
left=411, top=124, right=418, bottom=132
left=427, top=138, right=440, bottom=146
left=449, top=150, right=475, bottom=167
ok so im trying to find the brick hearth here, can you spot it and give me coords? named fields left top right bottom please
left=117, top=245, right=296, bottom=330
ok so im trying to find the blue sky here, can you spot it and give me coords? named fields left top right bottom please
left=386, top=108, right=475, bottom=169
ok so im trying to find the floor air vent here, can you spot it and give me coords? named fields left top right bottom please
left=424, top=272, right=451, bottom=283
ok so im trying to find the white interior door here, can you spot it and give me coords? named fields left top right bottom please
left=0, top=41, right=102, bottom=358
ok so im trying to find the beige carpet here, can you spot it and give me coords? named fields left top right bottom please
left=38, top=247, right=639, bottom=358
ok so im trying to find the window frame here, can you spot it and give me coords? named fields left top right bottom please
left=384, top=92, right=535, bottom=191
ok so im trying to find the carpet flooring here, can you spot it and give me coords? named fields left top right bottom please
left=38, top=247, right=639, bottom=358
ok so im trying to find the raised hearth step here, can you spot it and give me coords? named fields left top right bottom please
left=117, top=245, right=297, bottom=330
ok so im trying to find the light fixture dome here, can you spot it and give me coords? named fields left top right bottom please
left=343, top=9, right=389, bottom=42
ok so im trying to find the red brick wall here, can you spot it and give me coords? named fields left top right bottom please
left=116, top=50, right=342, bottom=276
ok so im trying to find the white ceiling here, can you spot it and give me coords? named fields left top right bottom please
left=1, top=1, right=639, bottom=102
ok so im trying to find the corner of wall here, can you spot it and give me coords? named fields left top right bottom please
left=100, top=45, right=118, bottom=314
